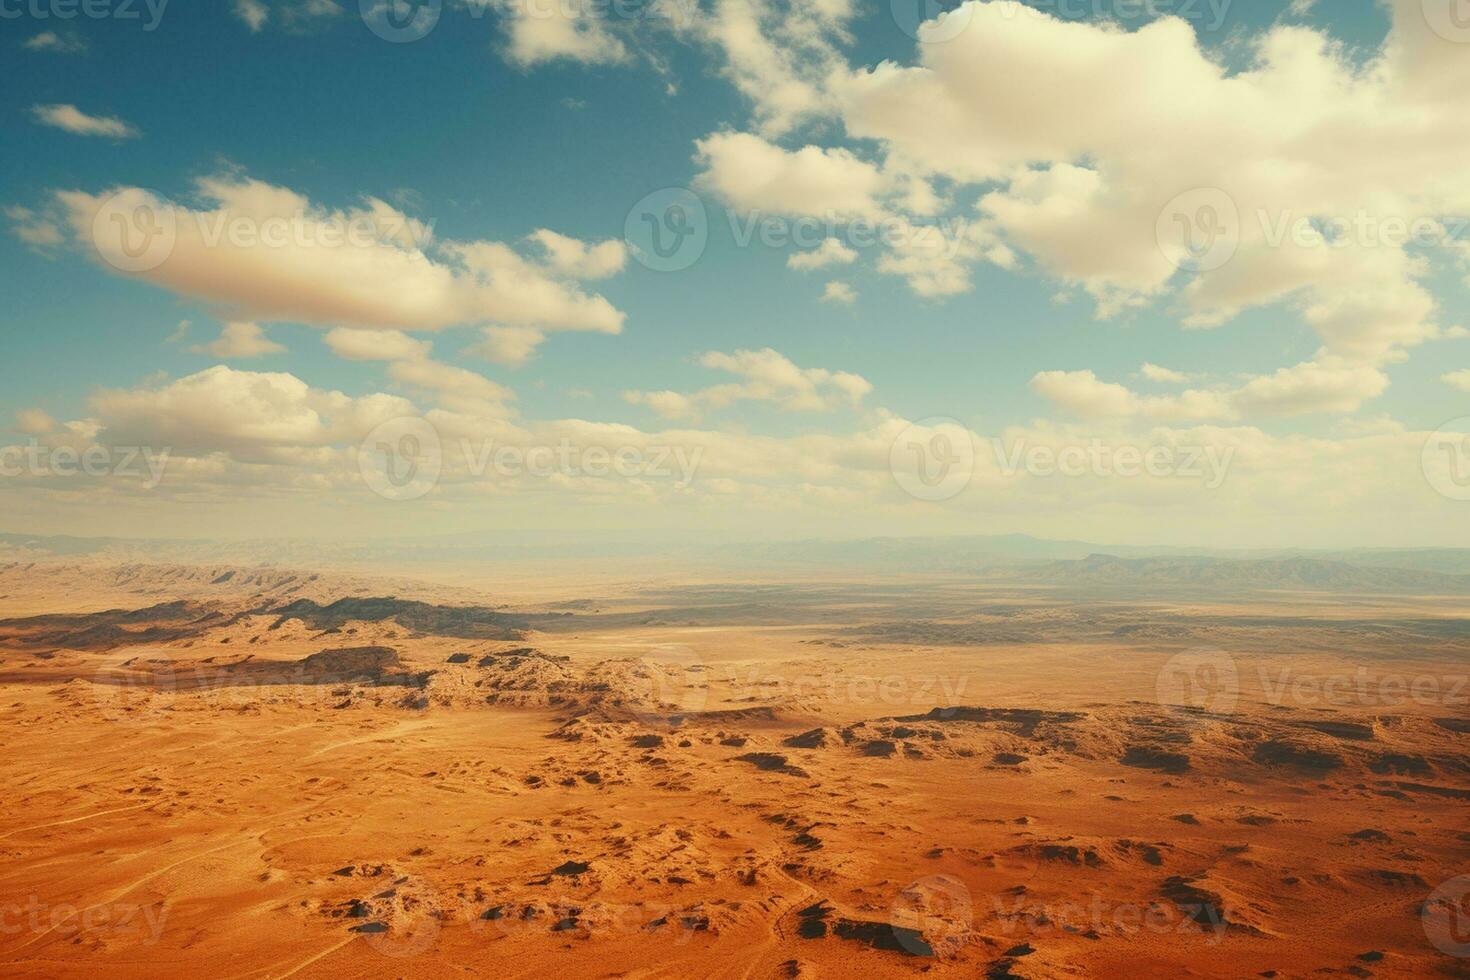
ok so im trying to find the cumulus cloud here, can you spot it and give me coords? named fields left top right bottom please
left=1443, top=370, right=1470, bottom=393
left=471, top=326, right=548, bottom=368
left=1139, top=363, right=1196, bottom=384
left=90, top=366, right=414, bottom=458
left=32, top=104, right=138, bottom=139
left=493, top=0, right=629, bottom=66
left=15, top=409, right=57, bottom=435
left=1033, top=359, right=1388, bottom=421
left=527, top=229, right=628, bottom=279
left=697, top=132, right=888, bottom=220
left=695, top=133, right=1010, bottom=295
left=388, top=358, right=515, bottom=417
left=323, top=327, right=430, bottom=362
left=626, top=348, right=871, bottom=420
left=821, top=281, right=856, bottom=305
left=787, top=237, right=857, bottom=271
left=833, top=1, right=1465, bottom=365
left=676, top=0, right=854, bottom=136
left=52, top=176, right=627, bottom=336
left=192, top=322, right=285, bottom=359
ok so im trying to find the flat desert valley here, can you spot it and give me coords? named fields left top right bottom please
left=0, top=557, right=1467, bottom=978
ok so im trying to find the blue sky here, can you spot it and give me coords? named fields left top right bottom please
left=2, top=0, right=1469, bottom=545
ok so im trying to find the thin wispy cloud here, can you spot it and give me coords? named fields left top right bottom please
left=32, top=104, right=138, bottom=139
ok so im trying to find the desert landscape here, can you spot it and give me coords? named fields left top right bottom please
left=1, top=547, right=1466, bottom=979
left=7, top=3, right=1470, bottom=976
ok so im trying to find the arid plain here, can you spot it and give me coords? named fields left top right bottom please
left=1, top=557, right=1467, bottom=979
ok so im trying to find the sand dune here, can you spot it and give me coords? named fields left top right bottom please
left=0, top=560, right=1466, bottom=978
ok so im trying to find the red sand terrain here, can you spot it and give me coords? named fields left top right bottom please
left=0, top=560, right=1467, bottom=978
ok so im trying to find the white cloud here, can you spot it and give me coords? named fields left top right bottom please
left=495, top=0, right=629, bottom=66
left=90, top=366, right=414, bottom=458
left=24, top=31, right=87, bottom=53
left=821, top=281, right=856, bottom=305
left=6, top=206, right=63, bottom=249
left=15, top=409, right=57, bottom=435
left=234, top=0, right=269, bottom=30
left=1443, top=370, right=1470, bottom=393
left=323, top=327, right=430, bottom=362
left=1033, top=359, right=1388, bottom=421
left=55, top=176, right=627, bottom=336
left=388, top=358, right=515, bottom=417
left=1230, top=360, right=1389, bottom=417
left=192, top=322, right=286, bottom=359
left=832, top=1, right=1466, bottom=367
left=676, top=0, right=854, bottom=136
left=788, top=237, right=857, bottom=271
left=696, top=132, right=888, bottom=220
left=32, top=104, right=138, bottom=139
left=1140, top=363, right=1195, bottom=384
left=471, top=326, right=547, bottom=368
left=626, top=348, right=871, bottom=420
left=527, top=229, right=628, bottom=279
left=233, top=0, right=342, bottom=32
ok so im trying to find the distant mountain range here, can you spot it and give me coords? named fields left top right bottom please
left=6, top=530, right=1470, bottom=594
left=1026, top=554, right=1470, bottom=594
